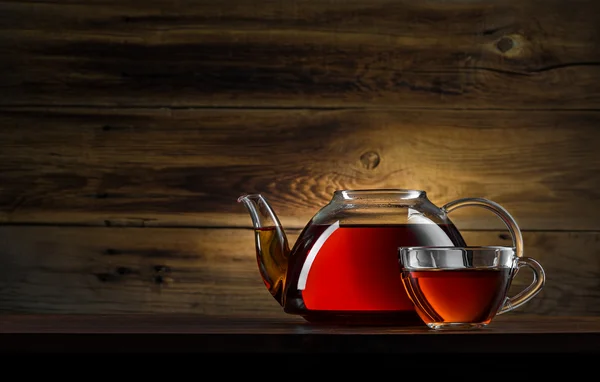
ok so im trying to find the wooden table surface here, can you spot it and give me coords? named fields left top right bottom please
left=1, top=314, right=599, bottom=355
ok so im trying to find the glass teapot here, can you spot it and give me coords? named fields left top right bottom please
left=238, top=189, right=523, bottom=325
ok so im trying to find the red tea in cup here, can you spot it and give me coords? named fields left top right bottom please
left=399, top=246, right=545, bottom=330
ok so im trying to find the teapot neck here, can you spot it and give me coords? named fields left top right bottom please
left=332, top=189, right=426, bottom=204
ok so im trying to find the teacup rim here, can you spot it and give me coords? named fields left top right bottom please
left=398, top=245, right=516, bottom=251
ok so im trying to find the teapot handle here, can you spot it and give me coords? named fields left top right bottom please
left=441, top=198, right=524, bottom=258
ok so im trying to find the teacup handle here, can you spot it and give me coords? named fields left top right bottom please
left=442, top=197, right=546, bottom=314
left=497, top=257, right=545, bottom=314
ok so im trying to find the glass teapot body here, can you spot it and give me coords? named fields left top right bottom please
left=281, top=189, right=467, bottom=325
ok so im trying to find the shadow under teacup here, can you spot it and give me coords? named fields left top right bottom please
left=398, top=246, right=545, bottom=330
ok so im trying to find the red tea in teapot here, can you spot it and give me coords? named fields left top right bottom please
left=256, top=222, right=466, bottom=325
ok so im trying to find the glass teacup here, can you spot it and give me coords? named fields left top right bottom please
left=398, top=246, right=545, bottom=330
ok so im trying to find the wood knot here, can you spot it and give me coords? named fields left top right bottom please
left=154, top=275, right=175, bottom=285
left=360, top=151, right=380, bottom=170
left=153, top=265, right=173, bottom=286
left=496, top=37, right=514, bottom=53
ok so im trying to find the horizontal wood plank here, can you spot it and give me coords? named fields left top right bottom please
left=0, top=227, right=598, bottom=316
left=1, top=108, right=599, bottom=230
left=0, top=0, right=599, bottom=108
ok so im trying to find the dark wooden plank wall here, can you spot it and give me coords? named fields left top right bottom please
left=0, top=0, right=599, bottom=317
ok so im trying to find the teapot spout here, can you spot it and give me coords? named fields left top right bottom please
left=238, top=194, right=290, bottom=306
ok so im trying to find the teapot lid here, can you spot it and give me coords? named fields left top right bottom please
left=333, top=189, right=425, bottom=201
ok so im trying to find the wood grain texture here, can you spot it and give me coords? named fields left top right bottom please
left=0, top=0, right=599, bottom=108
left=0, top=0, right=598, bottom=322
left=1, top=227, right=598, bottom=316
left=1, top=107, right=599, bottom=230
